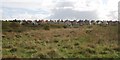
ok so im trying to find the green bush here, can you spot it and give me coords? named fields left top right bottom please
left=63, top=25, right=67, bottom=28
left=9, top=47, right=17, bottom=53
left=86, top=29, right=93, bottom=34
left=2, top=22, right=10, bottom=29
left=49, top=24, right=66, bottom=28
left=2, top=22, right=23, bottom=32
left=43, top=25, right=50, bottom=30
left=47, top=50, right=61, bottom=58
left=31, top=52, right=49, bottom=58
left=10, top=22, right=21, bottom=28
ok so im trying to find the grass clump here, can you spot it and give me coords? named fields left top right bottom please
left=9, top=47, right=17, bottom=53
left=43, top=24, right=50, bottom=30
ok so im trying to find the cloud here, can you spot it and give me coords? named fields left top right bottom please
left=119, top=1, right=120, bottom=20
left=1, top=0, right=55, bottom=20
left=56, top=1, right=74, bottom=8
left=2, top=7, right=51, bottom=20
left=48, top=8, right=98, bottom=20
left=48, top=0, right=98, bottom=20
left=11, top=12, right=50, bottom=20
left=2, top=0, right=56, bottom=11
left=0, top=9, right=2, bottom=19
left=1, top=0, right=119, bottom=20
left=97, top=0, right=119, bottom=20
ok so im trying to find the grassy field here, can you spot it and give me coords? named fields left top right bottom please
left=2, top=23, right=120, bottom=58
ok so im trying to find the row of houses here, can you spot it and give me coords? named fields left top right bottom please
left=4, top=19, right=119, bottom=26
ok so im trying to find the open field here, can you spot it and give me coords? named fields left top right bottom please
left=2, top=21, right=120, bottom=58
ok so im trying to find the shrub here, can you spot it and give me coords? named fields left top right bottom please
left=85, top=47, right=96, bottom=54
left=62, top=45, right=72, bottom=49
left=10, top=48, right=17, bottom=52
left=10, top=22, right=21, bottom=28
left=43, top=25, right=50, bottom=30
left=2, top=22, right=12, bottom=32
left=2, top=34, right=6, bottom=38
left=31, top=53, right=49, bottom=58
left=86, top=29, right=93, bottom=34
left=2, top=44, right=13, bottom=48
left=26, top=49, right=37, bottom=53
left=63, top=25, right=67, bottom=28
left=57, top=44, right=61, bottom=46
left=113, top=47, right=120, bottom=51
left=15, top=34, right=21, bottom=38
left=47, top=50, right=61, bottom=58
left=24, top=45, right=35, bottom=49
left=7, top=29, right=13, bottom=32
left=2, top=22, right=10, bottom=29
left=2, top=55, right=18, bottom=59
left=50, top=24, right=64, bottom=28
left=87, top=25, right=93, bottom=28
left=17, top=30, right=23, bottom=33
left=54, top=34, right=61, bottom=37
left=53, top=40, right=59, bottom=43
left=70, top=31, right=75, bottom=33
left=74, top=43, right=79, bottom=46
left=2, top=22, right=25, bottom=32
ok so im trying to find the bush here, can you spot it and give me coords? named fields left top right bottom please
left=86, top=29, right=93, bottom=34
left=2, top=22, right=11, bottom=32
left=63, top=25, right=67, bottom=28
left=49, top=24, right=63, bottom=28
left=26, top=49, right=37, bottom=53
left=74, top=43, right=79, bottom=46
left=53, top=40, right=59, bottom=43
left=43, top=25, right=50, bottom=30
left=2, top=22, right=24, bottom=32
left=15, top=34, right=21, bottom=38
left=2, top=22, right=10, bottom=29
left=87, top=25, right=93, bottom=28
left=31, top=53, right=49, bottom=58
left=85, top=47, right=96, bottom=54
left=47, top=50, right=61, bottom=58
left=9, top=48, right=17, bottom=52
left=2, top=44, right=13, bottom=48
left=10, top=22, right=21, bottom=28
left=54, top=34, right=61, bottom=37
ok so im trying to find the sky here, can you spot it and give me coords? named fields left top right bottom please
left=0, top=0, right=120, bottom=20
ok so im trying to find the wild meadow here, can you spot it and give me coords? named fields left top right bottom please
left=2, top=20, right=120, bottom=58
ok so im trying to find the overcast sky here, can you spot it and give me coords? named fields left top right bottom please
left=0, top=0, right=120, bottom=20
